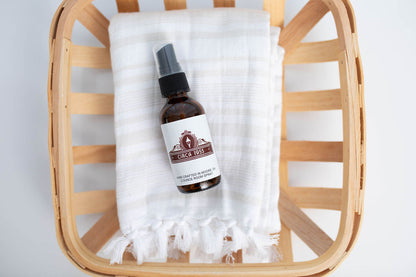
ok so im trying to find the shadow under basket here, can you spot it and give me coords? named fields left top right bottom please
left=47, top=0, right=366, bottom=275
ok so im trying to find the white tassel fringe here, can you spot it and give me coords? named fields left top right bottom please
left=103, top=217, right=280, bottom=265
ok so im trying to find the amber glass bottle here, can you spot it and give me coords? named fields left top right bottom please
left=155, top=43, right=221, bottom=193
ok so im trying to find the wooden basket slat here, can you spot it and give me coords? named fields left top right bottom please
left=72, top=141, right=341, bottom=165
left=277, top=224, right=293, bottom=262
left=69, top=89, right=341, bottom=115
left=276, top=0, right=291, bottom=259
left=284, top=39, right=341, bottom=65
left=72, top=186, right=342, bottom=217
left=73, top=190, right=116, bottom=215
left=67, top=37, right=348, bottom=69
left=223, top=249, right=243, bottom=263
left=263, top=0, right=285, bottom=27
left=338, top=50, right=359, bottom=202
left=280, top=141, right=343, bottom=162
left=213, top=0, right=235, bottom=8
left=81, top=206, right=119, bottom=254
left=280, top=0, right=329, bottom=53
left=285, top=89, right=341, bottom=112
left=123, top=251, right=138, bottom=262
left=325, top=0, right=361, bottom=268
left=71, top=92, right=114, bottom=115
left=164, top=0, right=187, bottom=10
left=124, top=246, right=242, bottom=264
left=279, top=191, right=333, bottom=256
left=116, top=0, right=140, bottom=13
left=48, top=0, right=366, bottom=275
left=73, top=145, right=116, bottom=165
left=77, top=3, right=110, bottom=48
left=285, top=187, right=342, bottom=210
left=71, top=45, right=111, bottom=69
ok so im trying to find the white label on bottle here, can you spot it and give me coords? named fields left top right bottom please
left=161, top=114, right=221, bottom=187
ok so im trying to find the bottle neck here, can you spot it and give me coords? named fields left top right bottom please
left=167, top=91, right=188, bottom=101
left=158, top=72, right=190, bottom=98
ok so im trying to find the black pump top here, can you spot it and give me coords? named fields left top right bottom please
left=154, top=43, right=190, bottom=98
left=155, top=43, right=182, bottom=78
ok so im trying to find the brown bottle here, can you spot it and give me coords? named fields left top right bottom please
left=155, top=43, right=221, bottom=193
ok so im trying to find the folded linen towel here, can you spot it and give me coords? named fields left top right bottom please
left=105, top=8, right=284, bottom=264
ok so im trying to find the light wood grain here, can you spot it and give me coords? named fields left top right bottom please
left=279, top=191, right=333, bottom=256
left=164, top=0, right=186, bottom=10
left=279, top=0, right=329, bottom=53
left=285, top=89, right=342, bottom=112
left=48, top=0, right=366, bottom=275
left=263, top=0, right=286, bottom=28
left=328, top=0, right=363, bottom=272
left=81, top=206, right=120, bottom=253
left=71, top=45, right=111, bottom=69
left=280, top=141, right=343, bottom=162
left=277, top=223, right=293, bottom=262
left=116, top=0, right=140, bottom=12
left=71, top=89, right=340, bottom=114
left=73, top=145, right=116, bottom=165
left=213, top=0, right=235, bottom=7
left=285, top=187, right=342, bottom=210
left=284, top=39, right=341, bottom=64
left=71, top=92, right=114, bottom=115
left=73, top=190, right=116, bottom=215
left=222, top=237, right=243, bottom=263
left=70, top=141, right=342, bottom=165
left=278, top=33, right=291, bottom=262
left=77, top=3, right=110, bottom=48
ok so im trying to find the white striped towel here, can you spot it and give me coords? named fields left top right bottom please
left=105, top=8, right=284, bottom=264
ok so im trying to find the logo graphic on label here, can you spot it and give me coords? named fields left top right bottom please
left=161, top=114, right=220, bottom=187
left=169, top=130, right=214, bottom=164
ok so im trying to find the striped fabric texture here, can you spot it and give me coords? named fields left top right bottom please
left=105, top=8, right=284, bottom=264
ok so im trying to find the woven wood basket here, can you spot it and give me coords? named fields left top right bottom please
left=47, top=0, right=366, bottom=275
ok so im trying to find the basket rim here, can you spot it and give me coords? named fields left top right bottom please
left=47, top=0, right=366, bottom=276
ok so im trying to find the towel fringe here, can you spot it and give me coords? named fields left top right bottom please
left=104, top=218, right=279, bottom=264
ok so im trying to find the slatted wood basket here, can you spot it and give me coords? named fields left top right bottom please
left=47, top=0, right=366, bottom=275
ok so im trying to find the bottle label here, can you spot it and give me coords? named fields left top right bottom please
left=161, top=114, right=221, bottom=187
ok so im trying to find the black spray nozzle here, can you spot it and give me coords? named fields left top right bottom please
left=154, top=43, right=183, bottom=78
left=153, top=43, right=190, bottom=97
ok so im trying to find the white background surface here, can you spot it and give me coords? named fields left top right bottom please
left=1, top=0, right=416, bottom=276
